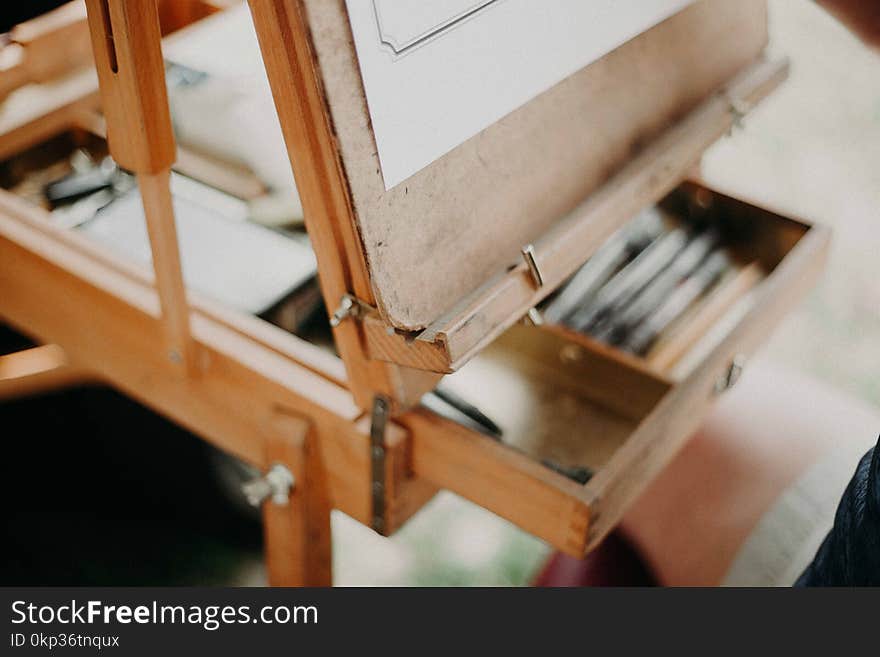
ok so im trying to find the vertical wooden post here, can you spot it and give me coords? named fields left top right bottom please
left=247, top=0, right=441, bottom=411
left=262, top=413, right=333, bottom=587
left=83, top=0, right=196, bottom=372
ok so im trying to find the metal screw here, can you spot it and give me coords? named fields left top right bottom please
left=330, top=295, right=355, bottom=328
left=241, top=463, right=295, bottom=507
left=168, top=349, right=182, bottom=364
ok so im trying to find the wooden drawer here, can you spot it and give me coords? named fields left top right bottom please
left=405, top=180, right=829, bottom=556
left=0, top=31, right=827, bottom=558
left=0, top=123, right=827, bottom=554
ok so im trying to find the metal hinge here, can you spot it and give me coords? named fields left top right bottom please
left=370, top=395, right=390, bottom=534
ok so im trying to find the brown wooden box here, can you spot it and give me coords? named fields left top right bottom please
left=0, top=0, right=830, bottom=581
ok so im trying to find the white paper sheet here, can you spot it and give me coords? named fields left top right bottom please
left=80, top=175, right=317, bottom=315
left=346, top=0, right=695, bottom=189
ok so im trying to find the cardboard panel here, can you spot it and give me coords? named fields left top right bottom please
left=302, top=0, right=768, bottom=331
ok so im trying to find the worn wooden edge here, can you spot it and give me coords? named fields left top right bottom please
left=362, top=313, right=451, bottom=372
left=582, top=204, right=830, bottom=552
left=357, top=56, right=790, bottom=374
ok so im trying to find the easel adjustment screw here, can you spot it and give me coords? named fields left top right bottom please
left=330, top=294, right=375, bottom=328
left=242, top=463, right=295, bottom=507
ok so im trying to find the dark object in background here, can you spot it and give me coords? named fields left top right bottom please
left=533, top=532, right=656, bottom=587
left=541, top=460, right=593, bottom=485
left=796, top=438, right=880, bottom=586
left=430, top=387, right=503, bottom=439
left=1, top=2, right=68, bottom=33
left=0, top=327, right=261, bottom=585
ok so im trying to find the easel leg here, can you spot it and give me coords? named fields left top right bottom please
left=262, top=414, right=333, bottom=586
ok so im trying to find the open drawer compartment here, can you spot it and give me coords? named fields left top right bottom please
left=405, top=180, right=829, bottom=557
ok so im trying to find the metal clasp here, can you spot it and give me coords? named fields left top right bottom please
left=715, top=354, right=746, bottom=395
left=521, top=244, right=544, bottom=288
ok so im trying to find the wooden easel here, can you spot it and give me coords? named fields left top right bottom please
left=0, top=0, right=829, bottom=585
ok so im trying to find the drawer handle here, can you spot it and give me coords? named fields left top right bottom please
left=714, top=354, right=746, bottom=395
